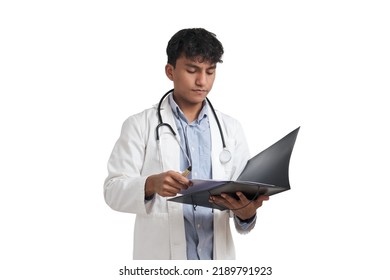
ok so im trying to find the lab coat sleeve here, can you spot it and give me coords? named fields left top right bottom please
left=234, top=214, right=257, bottom=234
left=103, top=114, right=151, bottom=214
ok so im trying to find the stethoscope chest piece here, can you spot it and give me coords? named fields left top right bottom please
left=219, top=148, right=232, bottom=164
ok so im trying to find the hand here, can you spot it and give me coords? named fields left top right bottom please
left=209, top=192, right=269, bottom=220
left=145, top=171, right=192, bottom=198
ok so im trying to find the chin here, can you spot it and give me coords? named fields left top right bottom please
left=191, top=94, right=207, bottom=103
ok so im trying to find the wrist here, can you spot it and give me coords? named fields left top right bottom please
left=236, top=213, right=256, bottom=223
left=144, top=176, right=156, bottom=198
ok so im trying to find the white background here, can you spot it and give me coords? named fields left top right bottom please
left=1, top=0, right=389, bottom=279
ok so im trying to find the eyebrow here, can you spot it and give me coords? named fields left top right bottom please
left=184, top=63, right=217, bottom=70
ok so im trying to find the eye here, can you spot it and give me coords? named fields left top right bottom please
left=206, top=67, right=216, bottom=75
left=186, top=68, right=196, bottom=73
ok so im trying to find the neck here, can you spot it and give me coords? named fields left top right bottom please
left=181, top=105, right=202, bottom=123
left=173, top=97, right=204, bottom=123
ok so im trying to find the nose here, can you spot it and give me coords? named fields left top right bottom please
left=195, top=71, right=207, bottom=86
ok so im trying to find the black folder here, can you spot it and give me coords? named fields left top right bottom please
left=168, top=127, right=300, bottom=210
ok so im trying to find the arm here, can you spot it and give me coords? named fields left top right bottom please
left=103, top=115, right=149, bottom=214
left=104, top=113, right=191, bottom=213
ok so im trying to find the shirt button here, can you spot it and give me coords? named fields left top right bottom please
left=197, top=224, right=201, bottom=228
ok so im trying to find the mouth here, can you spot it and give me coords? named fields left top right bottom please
left=192, top=89, right=208, bottom=94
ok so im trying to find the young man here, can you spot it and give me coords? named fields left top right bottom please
left=104, top=28, right=269, bottom=260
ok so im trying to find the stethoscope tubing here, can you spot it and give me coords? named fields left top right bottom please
left=156, top=89, right=231, bottom=164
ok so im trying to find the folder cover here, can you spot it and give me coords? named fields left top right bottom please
left=168, top=127, right=300, bottom=210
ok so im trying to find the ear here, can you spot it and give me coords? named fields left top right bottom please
left=165, top=64, right=174, bottom=81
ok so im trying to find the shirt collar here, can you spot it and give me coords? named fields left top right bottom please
left=168, top=93, right=209, bottom=124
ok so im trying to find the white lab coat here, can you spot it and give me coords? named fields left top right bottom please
left=104, top=95, right=253, bottom=260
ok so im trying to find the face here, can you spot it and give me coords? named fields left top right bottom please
left=165, top=55, right=217, bottom=110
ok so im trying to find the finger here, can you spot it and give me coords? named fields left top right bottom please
left=255, top=195, right=270, bottom=203
left=162, top=189, right=181, bottom=197
left=164, top=172, right=190, bottom=190
left=209, top=195, right=231, bottom=208
left=170, top=172, right=192, bottom=187
left=157, top=177, right=184, bottom=197
left=215, top=193, right=244, bottom=209
left=161, top=181, right=189, bottom=197
left=235, top=192, right=250, bottom=203
left=253, top=195, right=270, bottom=208
left=220, top=193, right=238, bottom=204
left=165, top=178, right=186, bottom=192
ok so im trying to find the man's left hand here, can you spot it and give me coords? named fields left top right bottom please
left=209, top=192, right=269, bottom=220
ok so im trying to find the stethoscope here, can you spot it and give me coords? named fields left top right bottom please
left=155, top=89, right=232, bottom=165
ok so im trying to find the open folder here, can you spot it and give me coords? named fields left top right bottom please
left=168, top=127, right=300, bottom=211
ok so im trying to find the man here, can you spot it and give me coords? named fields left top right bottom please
left=104, top=28, right=269, bottom=260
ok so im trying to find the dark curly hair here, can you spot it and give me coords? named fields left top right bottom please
left=166, top=28, right=224, bottom=67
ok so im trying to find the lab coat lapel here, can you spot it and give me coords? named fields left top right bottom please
left=156, top=96, right=187, bottom=259
left=209, top=109, right=226, bottom=180
left=209, top=108, right=235, bottom=259
left=156, top=97, right=181, bottom=171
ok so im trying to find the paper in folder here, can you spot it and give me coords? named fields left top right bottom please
left=168, top=127, right=300, bottom=210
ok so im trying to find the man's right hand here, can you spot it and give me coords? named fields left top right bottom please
left=145, top=171, right=192, bottom=198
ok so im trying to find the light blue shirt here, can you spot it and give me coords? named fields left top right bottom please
left=168, top=94, right=256, bottom=260
left=169, top=94, right=214, bottom=260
